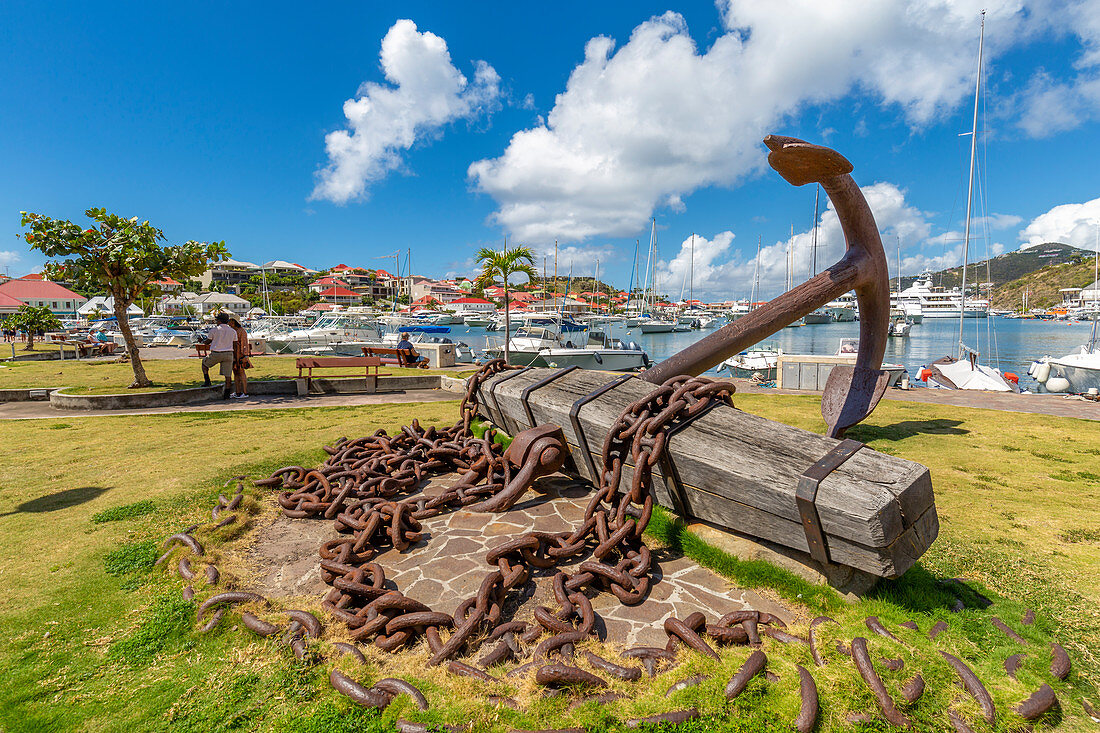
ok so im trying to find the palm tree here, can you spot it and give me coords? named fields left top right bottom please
left=475, top=244, right=538, bottom=362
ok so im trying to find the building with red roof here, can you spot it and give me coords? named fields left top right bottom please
left=0, top=278, right=86, bottom=315
left=309, top=276, right=351, bottom=294
left=19, top=273, right=45, bottom=281
left=449, top=296, right=495, bottom=314
left=152, top=277, right=184, bottom=292
left=318, top=286, right=362, bottom=305
left=0, top=291, right=25, bottom=316
left=330, top=264, right=353, bottom=272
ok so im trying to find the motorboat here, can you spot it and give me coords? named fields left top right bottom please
left=888, top=317, right=912, bottom=337
left=638, top=318, right=676, bottom=334
left=824, top=294, right=858, bottom=322
left=265, top=314, right=381, bottom=354
left=897, top=273, right=987, bottom=318
left=540, top=331, right=651, bottom=371
left=802, top=308, right=833, bottom=325
left=461, top=314, right=496, bottom=328
left=483, top=327, right=649, bottom=371
left=1028, top=318, right=1100, bottom=393
left=720, top=344, right=780, bottom=380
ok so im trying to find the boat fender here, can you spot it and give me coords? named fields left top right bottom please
left=1031, top=362, right=1051, bottom=383
left=593, top=352, right=603, bottom=364
left=1003, top=372, right=1019, bottom=384
left=1045, top=376, right=1072, bottom=393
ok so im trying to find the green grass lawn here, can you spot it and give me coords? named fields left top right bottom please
left=0, top=394, right=1097, bottom=732
left=0, top=354, right=475, bottom=393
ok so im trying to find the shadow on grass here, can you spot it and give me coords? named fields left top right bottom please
left=0, top=486, right=109, bottom=517
left=871, top=564, right=996, bottom=612
left=848, top=418, right=968, bottom=442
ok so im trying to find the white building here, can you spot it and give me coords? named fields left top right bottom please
left=77, top=296, right=145, bottom=319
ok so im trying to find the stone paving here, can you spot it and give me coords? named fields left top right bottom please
left=251, top=472, right=794, bottom=647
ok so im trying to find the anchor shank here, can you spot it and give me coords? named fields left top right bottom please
left=640, top=263, right=863, bottom=383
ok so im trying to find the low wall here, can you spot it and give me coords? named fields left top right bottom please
left=0, top=388, right=55, bottom=403
left=47, top=374, right=461, bottom=411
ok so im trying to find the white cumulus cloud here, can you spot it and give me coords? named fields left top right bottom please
left=312, top=19, right=501, bottom=204
left=469, top=2, right=1099, bottom=245
left=0, top=250, right=21, bottom=268
left=1019, top=196, right=1100, bottom=249
left=651, top=182, right=1014, bottom=301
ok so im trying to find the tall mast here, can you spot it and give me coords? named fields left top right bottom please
left=750, top=234, right=761, bottom=311
left=689, top=233, right=695, bottom=306
left=553, top=240, right=558, bottom=300
left=594, top=257, right=600, bottom=315
left=959, top=10, right=985, bottom=358
left=627, top=239, right=639, bottom=308
left=642, top=219, right=655, bottom=312
left=810, top=185, right=820, bottom=279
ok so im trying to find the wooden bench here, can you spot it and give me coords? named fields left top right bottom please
left=296, top=356, right=389, bottom=389
left=362, top=346, right=429, bottom=369
left=194, top=342, right=210, bottom=357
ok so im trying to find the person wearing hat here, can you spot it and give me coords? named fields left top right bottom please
left=201, top=312, right=239, bottom=399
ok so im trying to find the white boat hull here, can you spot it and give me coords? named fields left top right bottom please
left=539, top=349, right=649, bottom=372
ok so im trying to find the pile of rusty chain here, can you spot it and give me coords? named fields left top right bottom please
left=255, top=363, right=737, bottom=669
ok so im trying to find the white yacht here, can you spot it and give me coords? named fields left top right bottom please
left=265, top=314, right=381, bottom=354
left=824, top=293, right=858, bottom=322
left=638, top=318, right=677, bottom=334
left=897, top=274, right=987, bottom=319
left=720, top=344, right=780, bottom=379
left=1028, top=319, right=1100, bottom=394
left=484, top=327, right=649, bottom=371
left=802, top=308, right=833, bottom=325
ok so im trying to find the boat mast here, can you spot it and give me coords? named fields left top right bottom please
left=689, top=233, right=695, bottom=307
left=627, top=239, right=639, bottom=310
left=750, top=234, right=761, bottom=311
left=594, top=257, right=600, bottom=315
left=642, top=219, right=655, bottom=313
left=959, top=10, right=985, bottom=359
left=810, top=185, right=820, bottom=279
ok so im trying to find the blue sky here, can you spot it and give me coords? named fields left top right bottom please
left=3, top=0, right=1099, bottom=299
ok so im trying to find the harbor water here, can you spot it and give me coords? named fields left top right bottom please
left=448, top=316, right=1097, bottom=390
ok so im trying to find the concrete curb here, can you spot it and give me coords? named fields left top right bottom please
left=48, top=375, right=459, bottom=411
left=0, top=388, right=56, bottom=403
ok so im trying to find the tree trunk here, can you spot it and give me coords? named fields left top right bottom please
left=503, top=281, right=510, bottom=362
left=114, top=299, right=152, bottom=388
left=23, top=331, right=34, bottom=350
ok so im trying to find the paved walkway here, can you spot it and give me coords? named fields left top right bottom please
left=249, top=474, right=794, bottom=647
left=0, top=389, right=459, bottom=420
left=734, top=380, right=1100, bottom=421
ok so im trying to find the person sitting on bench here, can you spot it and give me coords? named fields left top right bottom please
left=395, top=332, right=426, bottom=365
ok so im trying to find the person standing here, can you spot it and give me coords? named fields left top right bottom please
left=201, top=312, right=238, bottom=399
left=228, top=317, right=251, bottom=399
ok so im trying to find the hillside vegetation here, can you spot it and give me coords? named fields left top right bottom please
left=991, top=257, right=1099, bottom=309
left=904, top=242, right=1092, bottom=291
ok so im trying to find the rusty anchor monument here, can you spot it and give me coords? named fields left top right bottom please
left=159, top=137, right=1072, bottom=730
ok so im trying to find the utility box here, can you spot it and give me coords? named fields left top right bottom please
left=777, top=355, right=855, bottom=390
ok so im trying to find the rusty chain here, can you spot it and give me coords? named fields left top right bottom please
left=253, top=363, right=735, bottom=667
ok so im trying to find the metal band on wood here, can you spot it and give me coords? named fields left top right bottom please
left=657, top=400, right=723, bottom=519
left=485, top=367, right=531, bottom=435
left=569, top=374, right=635, bottom=482
left=797, top=438, right=864, bottom=565
left=520, top=366, right=581, bottom=428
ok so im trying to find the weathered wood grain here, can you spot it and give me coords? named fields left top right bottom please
left=479, top=368, right=938, bottom=578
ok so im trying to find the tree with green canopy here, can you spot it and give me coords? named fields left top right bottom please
left=474, top=244, right=538, bottom=362
left=6, top=305, right=62, bottom=350
left=21, top=208, right=228, bottom=387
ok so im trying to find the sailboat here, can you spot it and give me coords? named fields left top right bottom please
left=637, top=219, right=676, bottom=333
left=921, top=12, right=1019, bottom=393
left=1029, top=227, right=1100, bottom=393
left=802, top=186, right=834, bottom=325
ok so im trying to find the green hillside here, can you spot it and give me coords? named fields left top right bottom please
left=902, top=241, right=1093, bottom=291
left=991, top=257, right=1099, bottom=310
